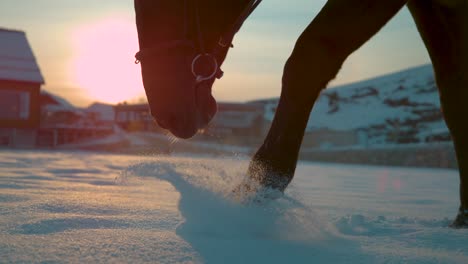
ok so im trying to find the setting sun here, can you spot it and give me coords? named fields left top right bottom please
left=70, top=16, right=144, bottom=104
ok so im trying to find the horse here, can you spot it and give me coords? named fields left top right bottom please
left=133, top=0, right=468, bottom=228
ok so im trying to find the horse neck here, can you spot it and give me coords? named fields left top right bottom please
left=135, top=0, right=251, bottom=52
left=197, top=0, right=252, bottom=50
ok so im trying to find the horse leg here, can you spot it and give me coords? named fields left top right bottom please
left=241, top=0, right=407, bottom=193
left=408, top=0, right=468, bottom=227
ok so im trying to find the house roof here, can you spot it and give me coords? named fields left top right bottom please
left=0, top=28, right=45, bottom=84
left=40, top=90, right=76, bottom=112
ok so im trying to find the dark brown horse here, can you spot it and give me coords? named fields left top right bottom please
left=134, top=0, right=468, bottom=227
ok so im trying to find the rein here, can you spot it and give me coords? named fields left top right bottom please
left=135, top=0, right=262, bottom=83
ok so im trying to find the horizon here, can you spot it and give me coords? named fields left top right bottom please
left=49, top=62, right=432, bottom=109
left=0, top=0, right=431, bottom=107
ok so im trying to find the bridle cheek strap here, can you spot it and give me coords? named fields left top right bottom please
left=135, top=0, right=262, bottom=83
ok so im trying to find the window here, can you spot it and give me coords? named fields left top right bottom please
left=0, top=89, right=30, bottom=120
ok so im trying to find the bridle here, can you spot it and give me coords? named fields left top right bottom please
left=135, top=0, right=262, bottom=83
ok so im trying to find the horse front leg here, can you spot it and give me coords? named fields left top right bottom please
left=244, top=37, right=346, bottom=193
left=239, top=0, right=407, bottom=195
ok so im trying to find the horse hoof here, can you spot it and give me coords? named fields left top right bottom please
left=449, top=209, right=468, bottom=229
left=230, top=180, right=284, bottom=204
left=230, top=172, right=289, bottom=204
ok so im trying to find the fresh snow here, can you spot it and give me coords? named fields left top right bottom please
left=0, top=149, right=467, bottom=263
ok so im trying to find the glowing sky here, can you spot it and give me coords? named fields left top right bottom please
left=0, top=0, right=430, bottom=107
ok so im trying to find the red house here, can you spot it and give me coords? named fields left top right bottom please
left=0, top=28, right=44, bottom=147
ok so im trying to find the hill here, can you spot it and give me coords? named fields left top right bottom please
left=261, top=64, right=449, bottom=145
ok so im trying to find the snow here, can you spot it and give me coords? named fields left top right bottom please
left=0, top=149, right=466, bottom=263
left=0, top=28, right=45, bottom=84
left=309, top=64, right=439, bottom=130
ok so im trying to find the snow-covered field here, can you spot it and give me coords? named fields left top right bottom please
left=1, top=149, right=467, bottom=263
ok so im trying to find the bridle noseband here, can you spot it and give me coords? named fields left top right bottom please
left=135, top=0, right=262, bottom=84
left=191, top=53, right=219, bottom=82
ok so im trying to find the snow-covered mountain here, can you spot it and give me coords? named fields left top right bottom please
left=261, top=64, right=450, bottom=145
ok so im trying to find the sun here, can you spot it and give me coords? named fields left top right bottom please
left=70, top=16, right=144, bottom=104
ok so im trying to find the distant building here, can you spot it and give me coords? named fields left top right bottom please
left=40, top=90, right=80, bottom=127
left=0, top=28, right=44, bottom=147
left=207, top=102, right=265, bottom=143
left=114, top=102, right=267, bottom=144
left=114, top=103, right=156, bottom=132
left=37, top=92, right=114, bottom=147
left=86, top=102, right=115, bottom=124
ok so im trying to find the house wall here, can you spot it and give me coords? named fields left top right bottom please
left=0, top=128, right=37, bottom=148
left=0, top=80, right=41, bottom=129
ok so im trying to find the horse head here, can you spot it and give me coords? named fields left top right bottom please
left=134, top=0, right=254, bottom=138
